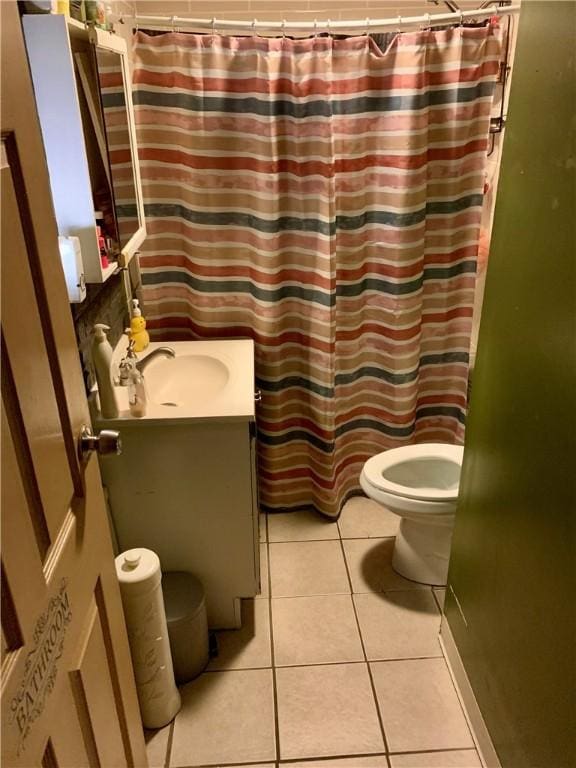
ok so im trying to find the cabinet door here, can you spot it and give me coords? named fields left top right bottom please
left=23, top=14, right=105, bottom=283
left=90, top=26, right=146, bottom=266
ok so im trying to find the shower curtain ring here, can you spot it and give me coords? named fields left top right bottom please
left=313, top=18, right=318, bottom=38
left=327, top=18, right=331, bottom=36
left=211, top=16, right=217, bottom=36
left=252, top=18, right=258, bottom=36
left=171, top=15, right=175, bottom=31
left=365, top=17, right=370, bottom=36
left=425, top=13, right=431, bottom=29
left=397, top=14, right=402, bottom=34
left=281, top=19, right=286, bottom=38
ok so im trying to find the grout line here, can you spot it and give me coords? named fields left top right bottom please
left=267, top=535, right=396, bottom=544
left=265, top=540, right=282, bottom=766
left=338, top=531, right=391, bottom=756
left=164, top=719, right=175, bottom=768
left=277, top=752, right=390, bottom=765
left=201, top=653, right=445, bottom=673
left=388, top=746, right=482, bottom=756
left=266, top=586, right=433, bottom=600
left=186, top=751, right=392, bottom=768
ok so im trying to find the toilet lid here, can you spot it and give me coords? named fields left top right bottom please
left=363, top=443, right=464, bottom=502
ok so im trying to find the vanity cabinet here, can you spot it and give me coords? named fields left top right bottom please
left=23, top=14, right=145, bottom=294
left=100, top=420, right=260, bottom=629
left=94, top=340, right=260, bottom=630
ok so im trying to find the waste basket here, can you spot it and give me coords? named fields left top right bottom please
left=162, top=571, right=209, bottom=684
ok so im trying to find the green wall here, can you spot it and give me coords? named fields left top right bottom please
left=445, top=4, right=576, bottom=767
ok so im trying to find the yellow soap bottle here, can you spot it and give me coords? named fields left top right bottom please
left=129, top=299, right=150, bottom=353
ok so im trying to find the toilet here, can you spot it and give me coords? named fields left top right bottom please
left=360, top=443, right=464, bottom=586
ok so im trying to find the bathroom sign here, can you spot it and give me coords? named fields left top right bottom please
left=9, top=579, right=72, bottom=753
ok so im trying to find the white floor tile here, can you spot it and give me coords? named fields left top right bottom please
left=276, top=663, right=385, bottom=759
left=343, top=538, right=428, bottom=593
left=269, top=541, right=350, bottom=597
left=390, top=750, right=481, bottom=767
left=209, top=599, right=271, bottom=670
left=170, top=669, right=275, bottom=766
left=339, top=496, right=400, bottom=539
left=272, top=595, right=363, bottom=666
left=144, top=725, right=170, bottom=768
left=354, top=591, right=442, bottom=660
left=268, top=509, right=339, bottom=542
left=371, top=658, right=474, bottom=753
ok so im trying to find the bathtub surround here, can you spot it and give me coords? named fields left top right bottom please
left=444, top=4, right=576, bottom=767
left=133, top=24, right=502, bottom=517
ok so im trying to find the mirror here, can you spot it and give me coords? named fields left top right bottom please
left=92, top=48, right=140, bottom=250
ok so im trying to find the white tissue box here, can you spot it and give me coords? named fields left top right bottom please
left=58, top=235, right=86, bottom=303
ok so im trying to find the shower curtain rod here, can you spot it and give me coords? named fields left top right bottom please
left=128, top=4, right=520, bottom=35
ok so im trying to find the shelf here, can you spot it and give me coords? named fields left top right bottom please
left=100, top=261, right=119, bottom=283
left=66, top=16, right=88, bottom=39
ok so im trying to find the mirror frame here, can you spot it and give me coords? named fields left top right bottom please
left=88, top=26, right=146, bottom=267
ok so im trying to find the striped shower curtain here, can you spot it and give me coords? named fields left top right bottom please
left=133, top=24, right=502, bottom=518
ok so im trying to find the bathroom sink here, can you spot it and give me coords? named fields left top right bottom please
left=93, top=338, right=255, bottom=422
left=145, top=353, right=230, bottom=407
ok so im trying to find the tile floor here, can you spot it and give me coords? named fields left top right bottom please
left=146, top=497, right=481, bottom=768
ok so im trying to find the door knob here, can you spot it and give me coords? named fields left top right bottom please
left=79, top=425, right=122, bottom=460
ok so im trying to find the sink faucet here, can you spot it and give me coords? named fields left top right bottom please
left=135, top=346, right=176, bottom=374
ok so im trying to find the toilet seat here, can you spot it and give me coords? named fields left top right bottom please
left=362, top=443, right=464, bottom=502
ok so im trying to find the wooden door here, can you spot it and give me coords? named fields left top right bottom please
left=0, top=4, right=148, bottom=766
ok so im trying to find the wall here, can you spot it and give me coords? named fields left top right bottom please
left=71, top=273, right=129, bottom=390
left=445, top=4, right=576, bottom=767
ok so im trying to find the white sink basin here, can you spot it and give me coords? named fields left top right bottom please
left=95, top=338, right=255, bottom=422
left=145, top=353, right=230, bottom=407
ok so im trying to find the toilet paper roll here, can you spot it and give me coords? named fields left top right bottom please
left=115, top=548, right=181, bottom=729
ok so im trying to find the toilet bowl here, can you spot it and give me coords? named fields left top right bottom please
left=360, top=443, right=464, bottom=586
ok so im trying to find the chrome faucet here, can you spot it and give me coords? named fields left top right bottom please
left=135, top=346, right=176, bottom=374
left=117, top=337, right=138, bottom=386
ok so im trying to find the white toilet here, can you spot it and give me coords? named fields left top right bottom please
left=360, top=443, right=464, bottom=586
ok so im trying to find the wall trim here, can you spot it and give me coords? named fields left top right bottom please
left=440, top=617, right=502, bottom=768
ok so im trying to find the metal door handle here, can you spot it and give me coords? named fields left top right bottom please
left=79, top=425, right=122, bottom=460
left=254, top=389, right=262, bottom=402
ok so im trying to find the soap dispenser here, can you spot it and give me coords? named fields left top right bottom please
left=128, top=367, right=147, bottom=418
left=129, top=299, right=150, bottom=353
left=92, top=323, right=119, bottom=419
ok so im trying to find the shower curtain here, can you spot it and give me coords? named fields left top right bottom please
left=133, top=23, right=502, bottom=518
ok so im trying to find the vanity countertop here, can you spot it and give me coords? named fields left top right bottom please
left=91, top=338, right=255, bottom=425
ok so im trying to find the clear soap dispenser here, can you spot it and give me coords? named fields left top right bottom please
left=128, top=367, right=147, bottom=418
